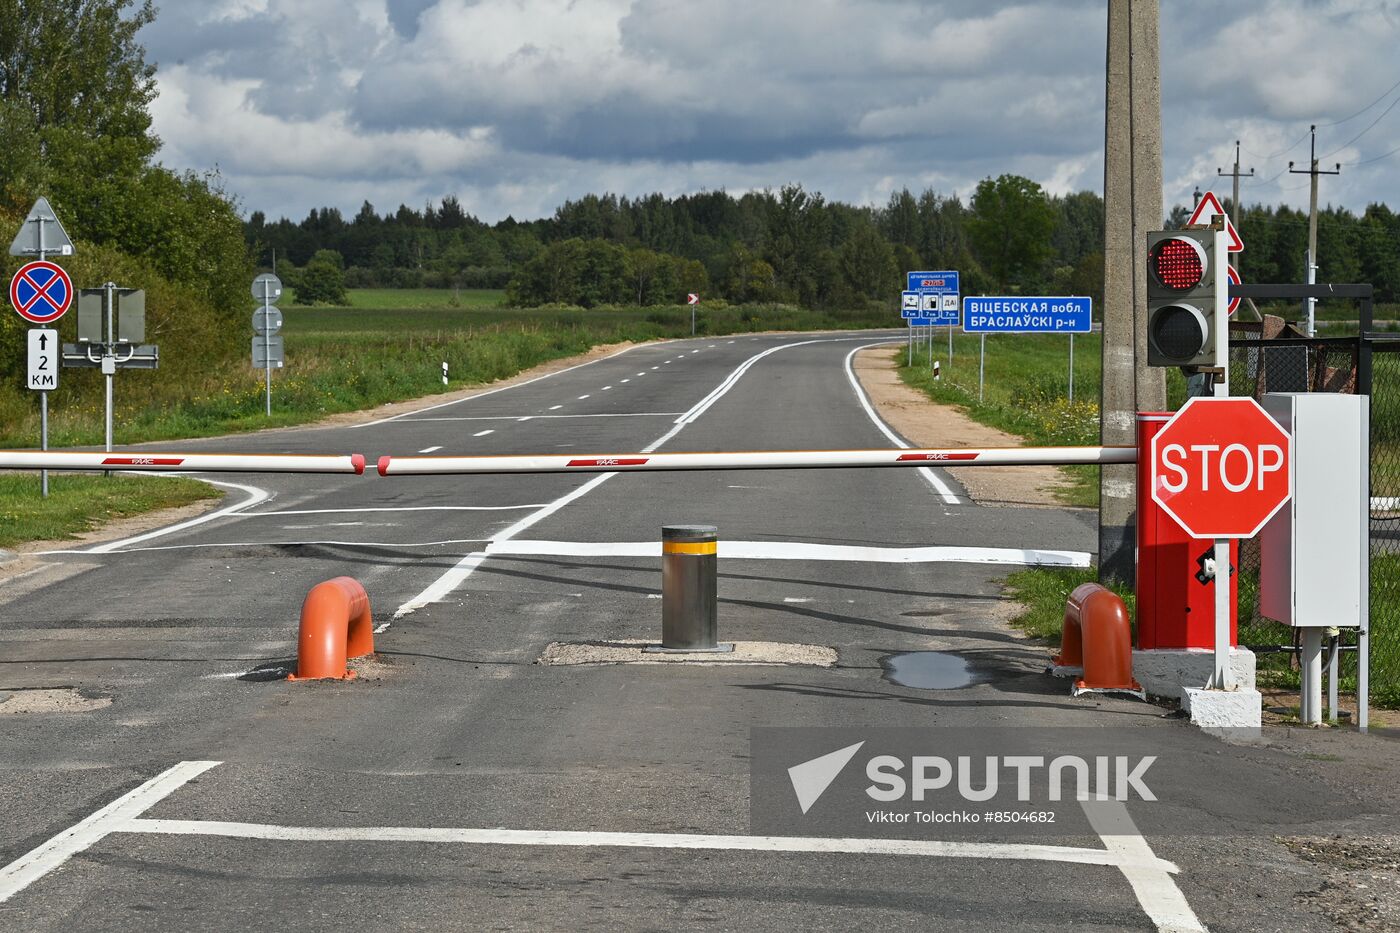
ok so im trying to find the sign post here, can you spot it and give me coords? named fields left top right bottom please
left=252, top=273, right=284, bottom=416
left=687, top=293, right=700, bottom=336
left=962, top=296, right=1093, bottom=403
left=9, top=200, right=76, bottom=499
left=1149, top=396, right=1292, bottom=689
left=904, top=272, right=959, bottom=371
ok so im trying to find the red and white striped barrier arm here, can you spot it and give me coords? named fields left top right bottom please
left=0, top=451, right=366, bottom=474
left=377, top=446, right=1136, bottom=476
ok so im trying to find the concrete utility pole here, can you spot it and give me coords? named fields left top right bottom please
left=1290, top=126, right=1339, bottom=334
left=1289, top=125, right=1341, bottom=275
left=1099, top=0, right=1165, bottom=584
left=1217, top=140, right=1254, bottom=236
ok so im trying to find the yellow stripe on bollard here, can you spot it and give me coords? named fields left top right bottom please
left=662, top=540, right=718, bottom=556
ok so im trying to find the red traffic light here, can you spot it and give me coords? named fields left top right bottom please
left=1150, top=236, right=1207, bottom=291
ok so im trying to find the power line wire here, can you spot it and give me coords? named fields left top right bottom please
left=1321, top=94, right=1400, bottom=158
left=1319, top=74, right=1400, bottom=126
left=1347, top=139, right=1400, bottom=166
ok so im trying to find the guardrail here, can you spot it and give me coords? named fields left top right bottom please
left=0, top=451, right=366, bottom=474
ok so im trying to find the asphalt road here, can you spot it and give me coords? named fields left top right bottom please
left=1, top=331, right=1397, bottom=932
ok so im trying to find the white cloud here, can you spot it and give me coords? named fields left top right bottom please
left=139, top=0, right=1400, bottom=222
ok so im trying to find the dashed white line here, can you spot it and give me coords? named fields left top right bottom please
left=419, top=446, right=442, bottom=453
left=473, top=429, right=494, bottom=437
left=549, top=405, right=563, bottom=410
left=620, top=379, right=630, bottom=383
left=602, top=386, right=613, bottom=391
left=578, top=394, right=590, bottom=400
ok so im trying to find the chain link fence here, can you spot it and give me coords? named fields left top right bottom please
left=1227, top=327, right=1399, bottom=708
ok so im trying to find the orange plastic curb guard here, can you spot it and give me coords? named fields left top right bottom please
left=1054, top=582, right=1142, bottom=695
left=289, top=577, right=373, bottom=681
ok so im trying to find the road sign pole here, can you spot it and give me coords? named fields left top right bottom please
left=1069, top=333, right=1075, bottom=404
left=105, top=283, right=114, bottom=454
left=37, top=216, right=48, bottom=498
left=1211, top=536, right=1233, bottom=689
left=907, top=327, right=912, bottom=367
left=1213, top=226, right=1229, bottom=398
left=979, top=334, right=986, bottom=402
left=948, top=325, right=953, bottom=364
left=263, top=283, right=273, bottom=417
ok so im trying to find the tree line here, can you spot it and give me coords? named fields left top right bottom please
left=250, top=181, right=1400, bottom=310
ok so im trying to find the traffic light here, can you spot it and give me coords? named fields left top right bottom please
left=1145, top=227, right=1223, bottom=368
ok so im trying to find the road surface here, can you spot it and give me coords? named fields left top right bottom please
left=1, top=331, right=1395, bottom=931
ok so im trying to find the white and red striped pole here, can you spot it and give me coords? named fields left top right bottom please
left=0, top=451, right=366, bottom=474
left=377, top=446, right=1136, bottom=476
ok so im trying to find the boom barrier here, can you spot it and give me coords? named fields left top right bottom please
left=0, top=451, right=366, bottom=474
left=377, top=446, right=1137, bottom=476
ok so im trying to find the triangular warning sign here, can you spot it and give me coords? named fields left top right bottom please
left=9, top=197, right=75, bottom=258
left=1186, top=191, right=1243, bottom=253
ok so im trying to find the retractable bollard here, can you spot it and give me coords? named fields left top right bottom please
left=652, top=525, right=731, bottom=653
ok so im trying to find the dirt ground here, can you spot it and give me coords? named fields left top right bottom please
left=852, top=347, right=1076, bottom=508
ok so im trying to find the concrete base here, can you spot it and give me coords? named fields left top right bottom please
left=1133, top=647, right=1256, bottom=700
left=1182, top=686, right=1263, bottom=729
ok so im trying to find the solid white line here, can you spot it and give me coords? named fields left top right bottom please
left=843, top=343, right=962, bottom=506
left=354, top=344, right=644, bottom=427
left=118, top=818, right=1174, bottom=872
left=85, top=478, right=270, bottom=554
left=0, top=761, right=220, bottom=904
left=392, top=337, right=864, bottom=619
left=473, top=429, right=495, bottom=437
left=1083, top=800, right=1205, bottom=933
left=482, top=540, right=1089, bottom=567
left=419, top=446, right=442, bottom=453
left=242, top=505, right=545, bottom=516
left=43, top=537, right=491, bottom=557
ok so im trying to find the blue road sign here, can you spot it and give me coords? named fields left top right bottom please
left=962, top=296, right=1092, bottom=334
left=904, top=270, right=959, bottom=325
left=9, top=260, right=73, bottom=325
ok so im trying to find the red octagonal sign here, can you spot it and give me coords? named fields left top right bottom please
left=1150, top=397, right=1292, bottom=539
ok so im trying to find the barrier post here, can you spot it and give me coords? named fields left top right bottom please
left=653, top=525, right=729, bottom=653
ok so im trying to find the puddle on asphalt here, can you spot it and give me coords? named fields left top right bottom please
left=881, top=651, right=989, bottom=689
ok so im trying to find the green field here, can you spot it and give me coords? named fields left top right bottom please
left=0, top=473, right=218, bottom=549
left=0, top=298, right=890, bottom=449
left=285, top=287, right=506, bottom=310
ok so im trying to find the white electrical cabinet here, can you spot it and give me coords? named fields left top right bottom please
left=1259, top=393, right=1368, bottom=628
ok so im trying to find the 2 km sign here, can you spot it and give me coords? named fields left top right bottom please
left=1150, top=397, right=1292, bottom=539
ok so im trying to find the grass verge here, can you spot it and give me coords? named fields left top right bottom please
left=0, top=303, right=891, bottom=449
left=1000, top=567, right=1136, bottom=642
left=0, top=474, right=219, bottom=549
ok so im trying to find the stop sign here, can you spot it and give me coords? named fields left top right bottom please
left=1150, top=397, right=1292, bottom=539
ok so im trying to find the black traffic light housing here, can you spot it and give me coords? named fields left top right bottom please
left=1146, top=226, right=1222, bottom=368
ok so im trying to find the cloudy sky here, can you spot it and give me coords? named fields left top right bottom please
left=140, top=0, right=1400, bottom=224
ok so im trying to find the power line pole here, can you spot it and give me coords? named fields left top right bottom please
left=1099, top=0, right=1164, bottom=585
left=1289, top=126, right=1339, bottom=335
left=1217, top=140, right=1254, bottom=236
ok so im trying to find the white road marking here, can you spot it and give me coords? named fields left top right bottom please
left=550, top=405, right=563, bottom=410
left=47, top=537, right=491, bottom=556
left=481, top=540, right=1089, bottom=567
left=405, top=413, right=682, bottom=422
left=279, top=522, right=396, bottom=530
left=419, top=446, right=442, bottom=453
left=473, top=429, right=495, bottom=437
left=393, top=337, right=865, bottom=618
left=843, top=342, right=962, bottom=506
left=84, top=478, right=270, bottom=554
left=118, top=816, right=1178, bottom=873
left=355, top=344, right=644, bottom=427
left=577, top=394, right=590, bottom=400
left=784, top=597, right=814, bottom=603
left=1083, top=800, right=1206, bottom=932
left=651, top=366, right=659, bottom=370
left=637, top=372, right=646, bottom=376
left=602, top=386, right=613, bottom=391
left=620, top=379, right=630, bottom=383
left=0, top=760, right=219, bottom=904
left=241, top=506, right=545, bottom=516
